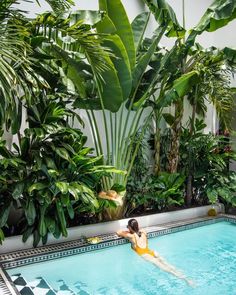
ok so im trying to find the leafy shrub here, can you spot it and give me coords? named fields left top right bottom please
left=126, top=172, right=185, bottom=215
left=179, top=119, right=236, bottom=208
left=0, top=98, right=114, bottom=246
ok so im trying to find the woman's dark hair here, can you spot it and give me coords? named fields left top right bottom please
left=128, top=219, right=141, bottom=237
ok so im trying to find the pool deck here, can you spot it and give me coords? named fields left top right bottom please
left=0, top=213, right=236, bottom=295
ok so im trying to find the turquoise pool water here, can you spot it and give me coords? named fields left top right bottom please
left=8, top=221, right=236, bottom=295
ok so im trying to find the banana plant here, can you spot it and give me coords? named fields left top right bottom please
left=53, top=0, right=188, bottom=219
left=143, top=0, right=236, bottom=176
left=74, top=0, right=185, bottom=190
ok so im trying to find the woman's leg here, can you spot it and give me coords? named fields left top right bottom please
left=142, top=254, right=194, bottom=286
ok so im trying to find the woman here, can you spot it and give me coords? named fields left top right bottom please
left=116, top=219, right=193, bottom=286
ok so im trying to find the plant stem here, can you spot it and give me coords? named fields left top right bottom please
left=122, top=108, right=144, bottom=167
left=86, top=110, right=99, bottom=156
left=182, top=0, right=186, bottom=30
left=90, top=110, right=110, bottom=190
left=91, top=110, right=103, bottom=157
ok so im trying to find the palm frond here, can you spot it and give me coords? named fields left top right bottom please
left=44, top=0, right=74, bottom=13
left=31, top=12, right=112, bottom=77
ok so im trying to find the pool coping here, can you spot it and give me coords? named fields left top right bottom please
left=0, top=213, right=236, bottom=294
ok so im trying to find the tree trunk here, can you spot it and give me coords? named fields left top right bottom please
left=186, top=87, right=197, bottom=206
left=186, top=174, right=193, bottom=206
left=167, top=101, right=183, bottom=173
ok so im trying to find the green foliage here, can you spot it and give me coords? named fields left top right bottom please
left=0, top=0, right=79, bottom=131
left=126, top=171, right=185, bottom=215
left=187, top=0, right=236, bottom=45
left=142, top=0, right=185, bottom=37
left=0, top=97, right=116, bottom=246
left=179, top=119, right=236, bottom=208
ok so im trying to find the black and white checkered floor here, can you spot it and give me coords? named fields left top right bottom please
left=11, top=274, right=76, bottom=295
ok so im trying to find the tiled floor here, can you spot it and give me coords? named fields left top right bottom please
left=1, top=214, right=236, bottom=294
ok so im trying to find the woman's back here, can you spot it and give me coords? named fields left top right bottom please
left=133, top=231, right=148, bottom=250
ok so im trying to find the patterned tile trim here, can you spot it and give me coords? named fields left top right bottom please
left=0, top=265, right=20, bottom=295
left=1, top=215, right=236, bottom=270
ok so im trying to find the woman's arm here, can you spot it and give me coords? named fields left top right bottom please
left=116, top=230, right=133, bottom=239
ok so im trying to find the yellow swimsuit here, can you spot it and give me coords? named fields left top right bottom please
left=132, top=232, right=155, bottom=257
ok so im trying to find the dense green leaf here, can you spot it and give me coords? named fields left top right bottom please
left=12, top=182, right=24, bottom=199
left=22, top=226, right=34, bottom=243
left=56, top=182, right=69, bottom=194
left=131, top=12, right=150, bottom=51
left=25, top=200, right=36, bottom=226
left=67, top=202, right=74, bottom=219
left=0, top=228, right=5, bottom=244
left=99, top=0, right=136, bottom=71
left=55, top=147, right=71, bottom=162
left=39, top=209, right=47, bottom=237
left=223, top=47, right=236, bottom=64
left=132, top=29, right=165, bottom=108
left=71, top=10, right=104, bottom=26
left=95, top=56, right=124, bottom=112
left=0, top=201, right=11, bottom=228
left=143, top=0, right=185, bottom=37
left=33, top=229, right=41, bottom=248
left=160, top=71, right=200, bottom=108
left=28, top=183, right=48, bottom=194
left=56, top=201, right=68, bottom=237
left=103, top=35, right=132, bottom=100
left=207, top=188, right=218, bottom=204
left=162, top=113, right=175, bottom=126
left=45, top=216, right=56, bottom=233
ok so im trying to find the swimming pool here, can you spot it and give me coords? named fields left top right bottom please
left=3, top=218, right=236, bottom=295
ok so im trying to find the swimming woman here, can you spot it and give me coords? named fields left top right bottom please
left=117, top=219, right=193, bottom=286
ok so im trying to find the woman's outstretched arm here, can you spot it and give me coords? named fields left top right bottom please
left=116, top=230, right=133, bottom=239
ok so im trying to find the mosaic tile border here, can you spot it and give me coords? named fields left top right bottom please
left=0, top=214, right=236, bottom=295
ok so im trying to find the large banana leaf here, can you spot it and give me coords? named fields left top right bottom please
left=95, top=56, right=124, bottom=112
left=99, top=0, right=136, bottom=71
left=132, top=28, right=166, bottom=108
left=131, top=12, right=150, bottom=51
left=187, top=0, right=236, bottom=45
left=158, top=71, right=200, bottom=108
left=142, top=0, right=185, bottom=37
left=103, top=35, right=132, bottom=100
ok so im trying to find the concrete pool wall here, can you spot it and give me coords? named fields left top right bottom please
left=0, top=204, right=224, bottom=254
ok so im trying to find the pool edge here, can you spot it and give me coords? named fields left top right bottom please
left=1, top=214, right=236, bottom=294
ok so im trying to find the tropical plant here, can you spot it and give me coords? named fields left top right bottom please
left=0, top=96, right=121, bottom=246
left=63, top=0, right=189, bottom=221
left=143, top=0, right=236, bottom=175
left=0, top=0, right=78, bottom=133
left=126, top=172, right=185, bottom=216
left=179, top=118, right=236, bottom=207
